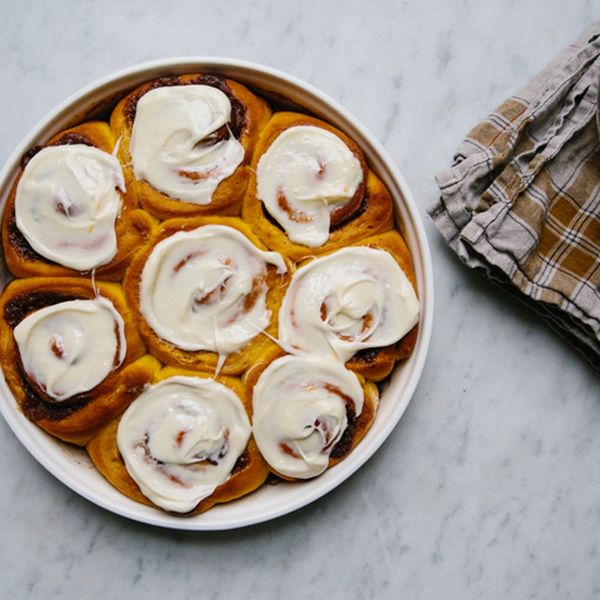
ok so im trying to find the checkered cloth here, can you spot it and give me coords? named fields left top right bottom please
left=430, top=25, right=600, bottom=372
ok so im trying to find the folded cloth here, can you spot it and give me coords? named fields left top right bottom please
left=430, top=25, right=600, bottom=372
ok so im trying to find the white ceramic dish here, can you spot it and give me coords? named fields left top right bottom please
left=0, top=58, right=433, bottom=530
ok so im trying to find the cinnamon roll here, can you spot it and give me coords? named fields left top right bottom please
left=110, top=74, right=271, bottom=220
left=0, top=72, right=424, bottom=515
left=87, top=367, right=269, bottom=514
left=242, top=112, right=394, bottom=261
left=246, top=355, right=378, bottom=480
left=124, top=216, right=290, bottom=375
left=0, top=277, right=159, bottom=445
left=1, top=122, right=156, bottom=280
left=279, top=230, right=420, bottom=381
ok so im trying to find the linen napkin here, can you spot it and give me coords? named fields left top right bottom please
left=430, top=25, right=600, bottom=372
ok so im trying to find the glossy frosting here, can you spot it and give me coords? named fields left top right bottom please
left=15, top=145, right=125, bottom=271
left=279, top=247, right=419, bottom=363
left=256, top=125, right=363, bottom=247
left=13, top=297, right=126, bottom=401
left=117, top=376, right=251, bottom=513
left=129, top=85, right=244, bottom=204
left=252, top=355, right=364, bottom=479
left=139, top=225, right=287, bottom=369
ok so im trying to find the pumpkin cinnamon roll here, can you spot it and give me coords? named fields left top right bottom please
left=279, top=230, right=420, bottom=382
left=242, top=112, right=394, bottom=261
left=245, top=355, right=378, bottom=480
left=124, top=216, right=290, bottom=375
left=2, top=122, right=156, bottom=280
left=87, top=367, right=269, bottom=515
left=0, top=277, right=160, bottom=445
left=110, top=74, right=271, bottom=220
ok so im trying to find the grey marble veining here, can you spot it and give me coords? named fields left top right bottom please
left=0, top=1, right=599, bottom=598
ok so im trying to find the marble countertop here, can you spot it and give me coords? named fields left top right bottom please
left=1, top=1, right=598, bottom=598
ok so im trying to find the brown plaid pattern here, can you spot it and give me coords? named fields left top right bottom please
left=430, top=26, right=600, bottom=371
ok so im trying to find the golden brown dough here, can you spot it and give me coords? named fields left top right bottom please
left=243, top=353, right=379, bottom=481
left=1, top=121, right=156, bottom=280
left=0, top=277, right=160, bottom=445
left=123, top=216, right=292, bottom=376
left=0, top=73, right=423, bottom=516
left=242, top=111, right=394, bottom=261
left=345, top=230, right=419, bottom=381
left=86, top=366, right=270, bottom=515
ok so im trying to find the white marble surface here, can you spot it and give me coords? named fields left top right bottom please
left=0, top=1, right=599, bottom=598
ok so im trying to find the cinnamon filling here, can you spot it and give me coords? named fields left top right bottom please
left=4, top=291, right=79, bottom=328
left=323, top=383, right=358, bottom=458
left=329, top=403, right=357, bottom=459
left=276, top=189, right=316, bottom=223
left=50, top=335, right=65, bottom=359
left=173, top=250, right=206, bottom=273
left=124, top=74, right=247, bottom=139
left=112, top=322, right=123, bottom=368
left=328, top=179, right=365, bottom=227
left=177, top=166, right=219, bottom=181
left=262, top=182, right=368, bottom=235
left=279, top=442, right=300, bottom=459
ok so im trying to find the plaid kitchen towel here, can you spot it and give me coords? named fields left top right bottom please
left=430, top=25, right=600, bottom=372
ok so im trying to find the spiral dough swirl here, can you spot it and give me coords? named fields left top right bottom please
left=15, top=145, right=125, bottom=271
left=129, top=85, right=244, bottom=204
left=256, top=126, right=363, bottom=247
left=117, top=376, right=251, bottom=513
left=139, top=225, right=287, bottom=366
left=278, top=246, right=419, bottom=363
left=13, top=297, right=126, bottom=402
left=252, top=355, right=364, bottom=479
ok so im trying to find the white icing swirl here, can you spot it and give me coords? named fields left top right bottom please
left=117, top=376, right=251, bottom=513
left=129, top=85, right=244, bottom=204
left=140, top=225, right=286, bottom=367
left=256, top=125, right=363, bottom=247
left=13, top=297, right=126, bottom=402
left=252, top=355, right=363, bottom=479
left=15, top=145, right=125, bottom=271
left=279, top=247, right=419, bottom=363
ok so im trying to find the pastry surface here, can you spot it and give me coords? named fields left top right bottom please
left=0, top=73, right=420, bottom=515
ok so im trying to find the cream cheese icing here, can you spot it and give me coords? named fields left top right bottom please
left=139, top=225, right=286, bottom=368
left=279, top=246, right=419, bottom=363
left=252, top=355, right=364, bottom=479
left=15, top=144, right=125, bottom=271
left=13, top=297, right=126, bottom=401
left=129, top=85, right=244, bottom=204
left=256, top=125, right=363, bottom=247
left=117, top=376, right=251, bottom=513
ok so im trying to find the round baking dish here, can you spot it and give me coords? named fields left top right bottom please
left=0, top=58, right=433, bottom=530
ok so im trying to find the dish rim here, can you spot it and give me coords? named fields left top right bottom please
left=0, top=57, right=434, bottom=530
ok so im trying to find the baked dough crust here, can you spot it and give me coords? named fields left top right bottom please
left=0, top=277, right=160, bottom=445
left=123, top=216, right=292, bottom=376
left=1, top=121, right=156, bottom=280
left=87, top=366, right=269, bottom=515
left=242, top=111, right=394, bottom=261
left=110, top=74, right=272, bottom=220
